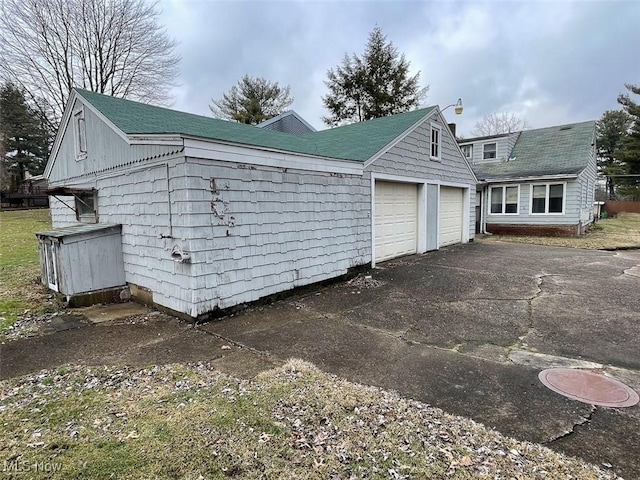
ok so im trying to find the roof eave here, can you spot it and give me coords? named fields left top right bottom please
left=478, top=172, right=580, bottom=183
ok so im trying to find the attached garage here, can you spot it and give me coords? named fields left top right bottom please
left=439, top=186, right=464, bottom=247
left=374, top=181, right=418, bottom=262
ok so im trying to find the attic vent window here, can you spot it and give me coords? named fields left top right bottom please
left=74, top=108, right=87, bottom=160
left=559, top=126, right=572, bottom=131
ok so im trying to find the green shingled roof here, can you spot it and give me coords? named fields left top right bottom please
left=75, top=89, right=436, bottom=162
left=472, top=121, right=595, bottom=181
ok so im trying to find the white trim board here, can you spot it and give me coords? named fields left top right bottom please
left=184, top=138, right=363, bottom=176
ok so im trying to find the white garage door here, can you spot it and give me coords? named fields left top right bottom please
left=439, top=187, right=464, bottom=247
left=375, top=181, right=418, bottom=262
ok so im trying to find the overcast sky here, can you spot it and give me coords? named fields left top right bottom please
left=158, top=0, right=639, bottom=137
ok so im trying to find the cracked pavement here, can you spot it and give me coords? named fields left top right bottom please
left=1, top=241, right=639, bottom=477
left=200, top=241, right=640, bottom=478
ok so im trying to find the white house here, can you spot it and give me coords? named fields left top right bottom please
left=40, top=89, right=476, bottom=319
left=459, top=121, right=597, bottom=236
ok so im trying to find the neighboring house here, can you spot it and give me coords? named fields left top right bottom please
left=256, top=110, right=316, bottom=134
left=1, top=173, right=49, bottom=208
left=40, top=89, right=476, bottom=319
left=459, top=121, right=597, bottom=236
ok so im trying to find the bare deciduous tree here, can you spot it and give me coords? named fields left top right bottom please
left=471, top=112, right=529, bottom=136
left=0, top=0, right=180, bottom=128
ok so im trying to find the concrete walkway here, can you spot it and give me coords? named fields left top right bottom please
left=1, top=242, right=639, bottom=478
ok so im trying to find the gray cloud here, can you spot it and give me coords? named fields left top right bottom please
left=159, top=0, right=640, bottom=136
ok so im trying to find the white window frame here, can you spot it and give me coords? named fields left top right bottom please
left=73, top=108, right=87, bottom=160
left=460, top=144, right=472, bottom=159
left=430, top=123, right=441, bottom=161
left=489, top=185, right=520, bottom=215
left=483, top=142, right=497, bottom=160
left=529, top=182, right=566, bottom=215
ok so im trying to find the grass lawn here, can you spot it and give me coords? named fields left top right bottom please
left=0, top=209, right=55, bottom=330
left=0, top=360, right=615, bottom=479
left=481, top=212, right=640, bottom=249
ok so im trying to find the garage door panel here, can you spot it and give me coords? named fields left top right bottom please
left=375, top=182, right=418, bottom=262
left=439, top=187, right=464, bottom=247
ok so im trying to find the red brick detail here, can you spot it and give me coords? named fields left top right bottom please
left=486, top=223, right=579, bottom=237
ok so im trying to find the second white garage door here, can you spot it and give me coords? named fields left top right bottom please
left=439, top=187, right=464, bottom=247
left=375, top=181, right=418, bottom=262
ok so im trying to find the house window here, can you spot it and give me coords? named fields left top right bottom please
left=483, top=143, right=497, bottom=160
left=531, top=183, right=565, bottom=214
left=74, top=109, right=87, bottom=160
left=75, top=191, right=97, bottom=222
left=460, top=144, right=472, bottom=159
left=430, top=124, right=441, bottom=160
left=490, top=185, right=519, bottom=214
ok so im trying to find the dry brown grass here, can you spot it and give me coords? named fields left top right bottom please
left=481, top=213, right=640, bottom=250
left=0, top=361, right=618, bottom=479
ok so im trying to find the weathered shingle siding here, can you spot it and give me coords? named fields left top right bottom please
left=577, top=138, right=597, bottom=225
left=49, top=156, right=196, bottom=314
left=181, top=158, right=371, bottom=314
left=461, top=133, right=517, bottom=166
left=367, top=115, right=476, bottom=238
left=260, top=116, right=314, bottom=135
left=50, top=195, right=80, bottom=227
left=485, top=179, right=582, bottom=225
left=49, top=99, right=181, bottom=184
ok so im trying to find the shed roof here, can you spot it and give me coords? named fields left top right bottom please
left=75, top=89, right=436, bottom=162
left=472, top=121, right=596, bottom=181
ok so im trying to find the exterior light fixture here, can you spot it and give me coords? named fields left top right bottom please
left=442, top=98, right=464, bottom=115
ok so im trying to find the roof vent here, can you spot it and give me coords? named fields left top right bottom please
left=559, top=126, right=572, bottom=131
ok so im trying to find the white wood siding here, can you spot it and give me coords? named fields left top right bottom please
left=50, top=196, right=80, bottom=227
left=460, top=132, right=519, bottom=166
left=48, top=98, right=181, bottom=183
left=49, top=157, right=196, bottom=314
left=182, top=158, right=371, bottom=314
left=485, top=179, right=582, bottom=225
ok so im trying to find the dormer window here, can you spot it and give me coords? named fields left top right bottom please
left=460, top=144, right=472, bottom=159
left=74, top=108, right=87, bottom=160
left=483, top=143, right=497, bottom=160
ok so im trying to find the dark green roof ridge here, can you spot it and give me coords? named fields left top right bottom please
left=75, top=89, right=436, bottom=162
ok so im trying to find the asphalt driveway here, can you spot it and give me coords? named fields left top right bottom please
left=2, top=241, right=639, bottom=477
left=201, top=241, right=640, bottom=478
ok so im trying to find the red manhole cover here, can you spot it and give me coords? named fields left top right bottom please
left=539, top=368, right=639, bottom=407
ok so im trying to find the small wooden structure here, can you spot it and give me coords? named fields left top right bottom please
left=36, top=224, right=126, bottom=301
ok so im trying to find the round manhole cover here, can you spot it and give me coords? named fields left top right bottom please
left=538, top=368, right=639, bottom=407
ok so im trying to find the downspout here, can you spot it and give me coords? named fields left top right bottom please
left=481, top=185, right=492, bottom=235
left=161, top=163, right=174, bottom=239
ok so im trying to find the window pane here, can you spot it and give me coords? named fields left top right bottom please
left=431, top=128, right=439, bottom=158
left=462, top=145, right=472, bottom=158
left=532, top=185, right=546, bottom=213
left=490, top=188, right=503, bottom=214
left=505, top=186, right=518, bottom=213
left=549, top=184, right=563, bottom=213
left=483, top=143, right=497, bottom=159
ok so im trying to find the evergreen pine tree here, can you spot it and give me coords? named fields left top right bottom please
left=0, top=82, right=50, bottom=189
left=322, top=27, right=428, bottom=126
left=616, top=84, right=640, bottom=199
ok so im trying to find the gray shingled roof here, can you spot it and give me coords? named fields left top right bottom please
left=76, top=89, right=436, bottom=163
left=472, top=121, right=595, bottom=181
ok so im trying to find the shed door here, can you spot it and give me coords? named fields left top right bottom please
left=43, top=240, right=59, bottom=292
left=439, top=187, right=464, bottom=247
left=375, top=181, right=418, bottom=262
